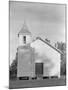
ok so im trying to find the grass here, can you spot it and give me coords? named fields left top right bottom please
left=9, top=76, right=66, bottom=89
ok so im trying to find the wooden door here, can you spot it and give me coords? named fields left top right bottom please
left=35, top=63, right=43, bottom=77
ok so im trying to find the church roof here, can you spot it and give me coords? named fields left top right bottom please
left=36, top=37, right=64, bottom=55
left=18, top=21, right=31, bottom=35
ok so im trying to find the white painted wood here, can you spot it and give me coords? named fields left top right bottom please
left=18, top=34, right=32, bottom=46
left=31, top=39, right=61, bottom=77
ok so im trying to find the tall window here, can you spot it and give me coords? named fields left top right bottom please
left=23, top=36, right=26, bottom=44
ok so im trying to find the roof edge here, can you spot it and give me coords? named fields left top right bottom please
left=36, top=37, right=64, bottom=55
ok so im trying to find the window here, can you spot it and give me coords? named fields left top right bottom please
left=23, top=36, right=26, bottom=44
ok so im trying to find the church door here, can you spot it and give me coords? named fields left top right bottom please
left=35, top=63, right=43, bottom=78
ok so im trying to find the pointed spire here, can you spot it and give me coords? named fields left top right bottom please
left=18, top=20, right=31, bottom=36
left=23, top=20, right=28, bottom=30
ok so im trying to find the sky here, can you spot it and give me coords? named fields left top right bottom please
left=9, top=1, right=66, bottom=64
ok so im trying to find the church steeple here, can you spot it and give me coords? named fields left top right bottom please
left=18, top=21, right=32, bottom=46
left=18, top=21, right=31, bottom=36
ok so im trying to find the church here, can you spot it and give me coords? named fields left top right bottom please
left=17, top=22, right=63, bottom=80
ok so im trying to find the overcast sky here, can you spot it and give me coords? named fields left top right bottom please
left=9, top=1, right=66, bottom=64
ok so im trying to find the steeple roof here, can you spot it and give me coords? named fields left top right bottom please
left=18, top=21, right=31, bottom=35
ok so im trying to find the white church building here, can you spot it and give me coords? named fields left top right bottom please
left=17, top=22, right=63, bottom=79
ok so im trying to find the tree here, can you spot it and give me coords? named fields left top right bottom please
left=9, top=53, right=18, bottom=79
left=45, top=38, right=50, bottom=43
left=55, top=42, right=66, bottom=75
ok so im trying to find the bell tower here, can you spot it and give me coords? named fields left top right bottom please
left=18, top=21, right=32, bottom=46
left=17, top=21, right=34, bottom=78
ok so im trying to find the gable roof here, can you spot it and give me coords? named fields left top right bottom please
left=18, top=21, right=31, bottom=35
left=36, top=37, right=64, bottom=55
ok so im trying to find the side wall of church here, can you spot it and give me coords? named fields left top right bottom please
left=31, top=39, right=61, bottom=78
